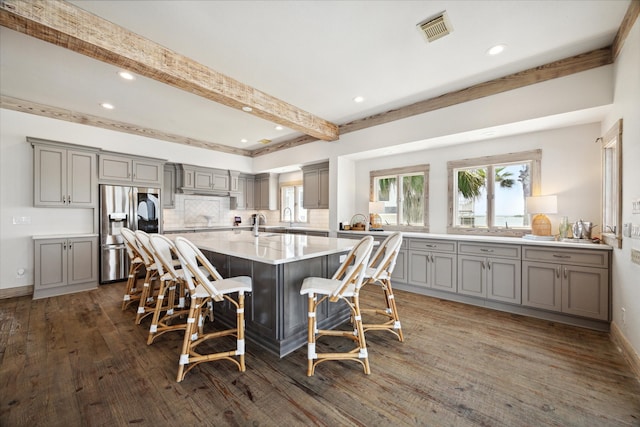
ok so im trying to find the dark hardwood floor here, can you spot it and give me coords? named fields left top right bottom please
left=1, top=281, right=639, bottom=426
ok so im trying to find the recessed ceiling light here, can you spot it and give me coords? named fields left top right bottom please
left=242, top=106, right=253, bottom=112
left=275, top=125, right=283, bottom=131
left=487, top=44, right=506, bottom=56
left=353, top=96, right=365, bottom=103
left=100, top=103, right=114, bottom=110
left=118, top=71, right=135, bottom=80
left=240, top=138, right=248, bottom=143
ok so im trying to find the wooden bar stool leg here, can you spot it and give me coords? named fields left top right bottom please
left=353, top=295, right=370, bottom=375
left=383, top=279, right=404, bottom=342
left=236, top=292, right=246, bottom=372
left=177, top=295, right=199, bottom=382
left=306, top=294, right=318, bottom=376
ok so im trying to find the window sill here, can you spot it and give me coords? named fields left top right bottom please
left=601, top=233, right=622, bottom=249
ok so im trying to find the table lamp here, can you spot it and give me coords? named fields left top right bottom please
left=526, top=195, right=557, bottom=236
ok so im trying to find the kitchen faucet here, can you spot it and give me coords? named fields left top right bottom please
left=253, top=213, right=267, bottom=237
left=283, top=207, right=293, bottom=228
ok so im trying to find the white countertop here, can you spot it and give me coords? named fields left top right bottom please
left=32, top=233, right=98, bottom=240
left=338, top=230, right=613, bottom=251
left=171, top=230, right=357, bottom=265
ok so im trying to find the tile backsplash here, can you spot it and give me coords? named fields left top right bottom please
left=162, top=194, right=329, bottom=229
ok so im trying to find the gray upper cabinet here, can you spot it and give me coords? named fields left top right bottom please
left=230, top=173, right=254, bottom=210
left=408, top=238, right=456, bottom=292
left=457, top=242, right=521, bottom=304
left=302, top=162, right=329, bottom=209
left=522, top=246, right=609, bottom=320
left=99, top=153, right=163, bottom=186
left=178, top=164, right=230, bottom=194
left=255, top=173, right=278, bottom=210
left=32, top=141, right=97, bottom=208
left=163, top=163, right=176, bottom=208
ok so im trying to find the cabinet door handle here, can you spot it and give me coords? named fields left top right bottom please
left=480, top=248, right=494, bottom=253
left=68, top=242, right=72, bottom=250
left=487, top=260, right=491, bottom=270
left=552, top=254, right=571, bottom=259
left=62, top=195, right=66, bottom=204
left=430, top=254, right=435, bottom=263
left=424, top=244, right=436, bottom=248
left=68, top=195, right=71, bottom=203
left=563, top=267, right=568, bottom=279
left=556, top=266, right=561, bottom=278
left=481, top=261, right=485, bottom=269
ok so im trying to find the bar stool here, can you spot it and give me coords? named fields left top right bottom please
left=299, top=236, right=374, bottom=376
left=120, top=227, right=145, bottom=311
left=146, top=234, right=191, bottom=345
left=174, top=236, right=252, bottom=382
left=361, top=232, right=404, bottom=342
left=134, top=230, right=161, bottom=324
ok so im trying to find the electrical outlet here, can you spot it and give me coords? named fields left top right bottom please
left=632, top=249, right=640, bottom=265
left=621, top=307, right=626, bottom=325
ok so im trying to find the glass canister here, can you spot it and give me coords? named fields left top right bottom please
left=559, top=216, right=570, bottom=239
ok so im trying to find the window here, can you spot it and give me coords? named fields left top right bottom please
left=370, top=165, right=429, bottom=229
left=281, top=183, right=307, bottom=224
left=601, top=119, right=622, bottom=248
left=447, top=150, right=541, bottom=235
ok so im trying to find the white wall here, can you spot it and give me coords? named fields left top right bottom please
left=603, top=18, right=640, bottom=355
left=353, top=124, right=602, bottom=234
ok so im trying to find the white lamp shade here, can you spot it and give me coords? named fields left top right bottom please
left=525, top=195, right=557, bottom=214
left=369, top=201, right=386, bottom=213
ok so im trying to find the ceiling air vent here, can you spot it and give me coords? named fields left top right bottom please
left=417, top=11, right=453, bottom=43
left=258, top=138, right=271, bottom=145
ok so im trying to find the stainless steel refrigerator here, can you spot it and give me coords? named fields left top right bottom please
left=99, top=184, right=161, bottom=283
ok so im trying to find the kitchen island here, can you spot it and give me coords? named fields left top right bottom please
left=171, top=230, right=358, bottom=357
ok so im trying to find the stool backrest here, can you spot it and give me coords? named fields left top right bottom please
left=149, top=234, right=180, bottom=278
left=368, top=232, right=403, bottom=281
left=330, top=236, right=374, bottom=300
left=121, top=227, right=142, bottom=261
left=175, top=237, right=224, bottom=301
left=134, top=230, right=156, bottom=267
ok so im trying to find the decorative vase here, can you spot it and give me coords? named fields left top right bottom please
left=559, top=216, right=570, bottom=239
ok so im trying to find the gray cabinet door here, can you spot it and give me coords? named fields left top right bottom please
left=391, top=249, right=407, bottom=284
left=431, top=252, right=457, bottom=292
left=194, top=170, right=214, bottom=190
left=486, top=257, right=521, bottom=304
left=235, top=176, right=247, bottom=209
left=457, top=255, right=486, bottom=297
left=408, top=252, right=429, bottom=287
left=162, top=164, right=176, bottom=208
left=34, top=145, right=65, bottom=206
left=35, top=239, right=66, bottom=289
left=212, top=171, right=229, bottom=191
left=302, top=169, right=320, bottom=208
left=99, top=154, right=132, bottom=182
left=67, top=150, right=96, bottom=207
left=132, top=160, right=162, bottom=185
left=562, top=265, right=608, bottom=320
left=245, top=177, right=255, bottom=210
left=318, top=167, right=330, bottom=209
left=67, top=237, right=98, bottom=285
left=522, top=261, right=562, bottom=311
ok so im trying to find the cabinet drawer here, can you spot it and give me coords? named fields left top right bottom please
left=523, top=247, right=609, bottom=268
left=458, top=242, right=520, bottom=259
left=409, top=239, right=456, bottom=253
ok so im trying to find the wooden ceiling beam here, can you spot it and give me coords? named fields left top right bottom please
left=252, top=47, right=613, bottom=157
left=0, top=0, right=339, bottom=142
left=0, top=95, right=253, bottom=156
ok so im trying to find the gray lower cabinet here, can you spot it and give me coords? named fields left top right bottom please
left=408, top=239, right=456, bottom=292
left=32, top=141, right=97, bottom=208
left=457, top=242, right=521, bottom=304
left=522, top=246, right=609, bottom=320
left=34, top=236, right=98, bottom=299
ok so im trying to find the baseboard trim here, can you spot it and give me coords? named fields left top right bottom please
left=610, top=320, right=640, bottom=381
left=0, top=285, right=34, bottom=299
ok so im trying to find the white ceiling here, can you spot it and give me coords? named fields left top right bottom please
left=0, top=1, right=631, bottom=153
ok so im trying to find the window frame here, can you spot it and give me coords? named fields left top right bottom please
left=369, top=164, right=430, bottom=231
left=280, top=181, right=307, bottom=224
left=601, top=119, right=623, bottom=249
left=447, top=150, right=541, bottom=236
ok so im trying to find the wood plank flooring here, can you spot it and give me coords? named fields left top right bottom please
left=1, top=282, right=639, bottom=426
